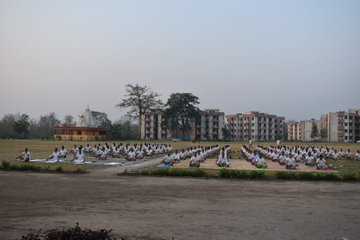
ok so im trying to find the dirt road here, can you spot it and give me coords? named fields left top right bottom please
left=0, top=171, right=359, bottom=240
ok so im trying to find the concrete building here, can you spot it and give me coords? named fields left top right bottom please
left=287, top=119, right=320, bottom=141
left=227, top=111, right=285, bottom=141
left=140, top=109, right=225, bottom=140
left=320, top=109, right=360, bottom=143
left=54, top=107, right=106, bottom=141
left=140, top=112, right=170, bottom=140
left=287, top=121, right=301, bottom=141
left=194, top=109, right=225, bottom=140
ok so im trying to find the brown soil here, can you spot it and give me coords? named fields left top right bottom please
left=0, top=171, right=359, bottom=240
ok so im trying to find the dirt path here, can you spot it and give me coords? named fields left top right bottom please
left=87, top=157, right=164, bottom=176
left=0, top=172, right=359, bottom=240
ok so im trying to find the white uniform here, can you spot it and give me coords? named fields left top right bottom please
left=47, top=151, right=60, bottom=163
left=74, top=151, right=85, bottom=164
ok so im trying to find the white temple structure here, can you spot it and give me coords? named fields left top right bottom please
left=76, top=106, right=98, bottom=127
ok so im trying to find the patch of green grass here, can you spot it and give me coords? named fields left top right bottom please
left=0, top=161, right=87, bottom=173
left=137, top=166, right=358, bottom=181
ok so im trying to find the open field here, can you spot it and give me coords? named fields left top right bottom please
left=0, top=172, right=360, bottom=240
left=1, top=139, right=359, bottom=175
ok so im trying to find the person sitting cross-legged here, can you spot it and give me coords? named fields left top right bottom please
left=47, top=147, right=60, bottom=163
left=189, top=152, right=201, bottom=168
left=216, top=151, right=230, bottom=167
left=285, top=154, right=299, bottom=170
left=316, top=155, right=330, bottom=170
left=16, top=148, right=31, bottom=162
left=255, top=154, right=268, bottom=169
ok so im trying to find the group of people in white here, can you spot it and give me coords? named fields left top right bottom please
left=161, top=145, right=232, bottom=168
left=241, top=145, right=360, bottom=170
left=15, top=142, right=360, bottom=169
left=81, top=143, right=173, bottom=161
left=16, top=143, right=174, bottom=164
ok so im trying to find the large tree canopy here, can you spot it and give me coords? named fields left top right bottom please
left=164, top=93, right=201, bottom=139
left=116, top=84, right=163, bottom=138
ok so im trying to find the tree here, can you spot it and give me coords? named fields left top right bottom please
left=0, top=114, right=16, bottom=138
left=63, top=115, right=74, bottom=126
left=92, top=112, right=112, bottom=130
left=310, top=122, right=319, bottom=140
left=320, top=128, right=328, bottom=140
left=37, top=113, right=61, bottom=139
left=13, top=114, right=30, bottom=138
left=116, top=84, right=163, bottom=138
left=164, top=93, right=201, bottom=139
left=222, top=127, right=230, bottom=141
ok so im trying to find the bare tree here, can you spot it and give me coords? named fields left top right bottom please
left=116, top=84, right=163, bottom=138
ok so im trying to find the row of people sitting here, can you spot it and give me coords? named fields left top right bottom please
left=70, top=143, right=173, bottom=161
left=252, top=145, right=330, bottom=170
left=16, top=146, right=84, bottom=164
left=161, top=145, right=221, bottom=167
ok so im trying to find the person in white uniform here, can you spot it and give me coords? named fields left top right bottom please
left=73, top=147, right=85, bottom=164
left=59, top=146, right=67, bottom=159
left=189, top=152, right=201, bottom=168
left=16, top=148, right=31, bottom=162
left=216, top=151, right=230, bottom=167
left=47, top=147, right=60, bottom=163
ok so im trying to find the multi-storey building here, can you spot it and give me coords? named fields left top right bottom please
left=287, top=121, right=301, bottom=141
left=140, top=112, right=170, bottom=140
left=287, top=119, right=320, bottom=141
left=140, top=109, right=225, bottom=140
left=320, top=109, right=360, bottom=143
left=193, top=109, right=225, bottom=140
left=227, top=111, right=285, bottom=141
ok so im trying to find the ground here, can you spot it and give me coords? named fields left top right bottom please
left=1, top=171, right=360, bottom=240
left=1, top=140, right=360, bottom=239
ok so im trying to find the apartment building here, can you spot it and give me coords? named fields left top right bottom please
left=140, top=112, right=170, bottom=140
left=140, top=109, right=225, bottom=140
left=320, top=109, right=360, bottom=143
left=287, top=121, right=301, bottom=141
left=287, top=119, right=320, bottom=141
left=227, top=111, right=285, bottom=141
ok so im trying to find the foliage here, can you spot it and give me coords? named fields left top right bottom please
left=13, top=114, right=30, bottom=138
left=140, top=168, right=208, bottom=177
left=92, top=112, right=112, bottom=130
left=63, top=115, right=74, bottom=126
left=107, top=118, right=138, bottom=140
left=21, top=223, right=116, bottom=240
left=320, top=128, right=328, bottom=140
left=310, top=122, right=319, bottom=140
left=116, top=84, right=163, bottom=138
left=164, top=93, right=201, bottom=139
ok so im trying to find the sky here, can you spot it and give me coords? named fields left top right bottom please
left=0, top=0, right=359, bottom=122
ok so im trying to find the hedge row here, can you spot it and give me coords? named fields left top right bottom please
left=138, top=168, right=360, bottom=181
left=0, top=161, right=85, bottom=173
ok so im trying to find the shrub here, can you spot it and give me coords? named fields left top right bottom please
left=342, top=173, right=358, bottom=181
left=55, top=166, right=63, bottom=173
left=1, top=160, right=10, bottom=170
left=276, top=171, right=298, bottom=180
left=21, top=223, right=116, bottom=240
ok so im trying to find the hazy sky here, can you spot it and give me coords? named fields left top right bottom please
left=1, top=0, right=359, bottom=122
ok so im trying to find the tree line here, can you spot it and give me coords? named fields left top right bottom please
left=0, top=112, right=139, bottom=140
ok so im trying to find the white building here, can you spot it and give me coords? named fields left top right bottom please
left=320, top=109, right=360, bottom=143
left=227, top=111, right=285, bottom=141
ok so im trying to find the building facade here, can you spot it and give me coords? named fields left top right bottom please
left=140, top=109, right=225, bottom=140
left=53, top=107, right=106, bottom=141
left=287, top=119, right=320, bottom=141
left=140, top=112, right=170, bottom=140
left=227, top=111, right=285, bottom=141
left=320, top=109, right=360, bottom=143
left=287, top=121, right=301, bottom=141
